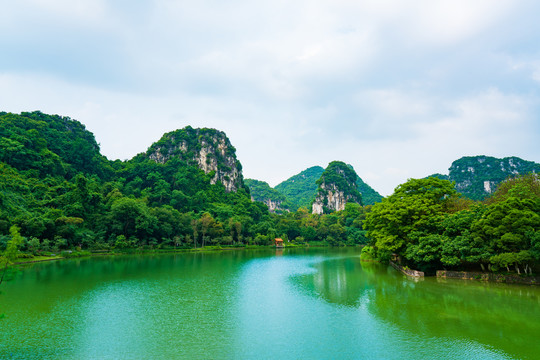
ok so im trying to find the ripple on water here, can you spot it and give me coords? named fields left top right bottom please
left=1, top=250, right=538, bottom=359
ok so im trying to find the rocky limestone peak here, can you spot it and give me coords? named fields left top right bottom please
left=312, top=161, right=362, bottom=214
left=445, top=155, right=540, bottom=200
left=146, top=126, right=244, bottom=192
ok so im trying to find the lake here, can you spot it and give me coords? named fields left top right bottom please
left=1, top=248, right=539, bottom=359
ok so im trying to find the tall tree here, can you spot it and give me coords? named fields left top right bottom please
left=364, top=178, right=457, bottom=263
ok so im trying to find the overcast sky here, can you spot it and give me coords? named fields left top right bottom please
left=1, top=0, right=539, bottom=195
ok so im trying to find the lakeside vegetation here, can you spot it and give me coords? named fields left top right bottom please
left=0, top=111, right=539, bottom=279
left=0, top=112, right=369, bottom=259
left=364, top=174, right=540, bottom=275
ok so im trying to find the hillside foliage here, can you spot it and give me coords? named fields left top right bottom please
left=364, top=175, right=540, bottom=274
left=356, top=177, right=383, bottom=205
left=428, top=156, right=540, bottom=200
left=244, top=179, right=296, bottom=213
left=0, top=112, right=371, bottom=255
left=272, top=165, right=382, bottom=211
left=1, top=111, right=538, bottom=277
left=275, top=166, right=324, bottom=210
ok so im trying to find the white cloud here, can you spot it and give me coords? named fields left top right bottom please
left=402, top=0, right=515, bottom=46
left=1, top=0, right=539, bottom=196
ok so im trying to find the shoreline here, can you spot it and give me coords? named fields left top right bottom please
left=386, top=263, right=539, bottom=286
left=16, top=250, right=539, bottom=286
left=437, top=270, right=540, bottom=285
left=13, top=243, right=335, bottom=265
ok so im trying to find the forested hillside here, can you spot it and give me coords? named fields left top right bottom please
left=274, top=165, right=382, bottom=209
left=0, top=111, right=114, bottom=179
left=356, top=177, right=383, bottom=205
left=275, top=166, right=324, bottom=210
left=1, top=111, right=538, bottom=277
left=428, top=156, right=540, bottom=200
left=0, top=112, right=266, bottom=250
left=0, top=111, right=371, bottom=252
left=244, top=179, right=291, bottom=213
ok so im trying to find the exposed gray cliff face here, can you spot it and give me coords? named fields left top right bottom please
left=312, top=161, right=362, bottom=214
left=147, top=126, right=244, bottom=192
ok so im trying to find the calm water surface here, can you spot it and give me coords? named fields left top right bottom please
left=1, top=248, right=539, bottom=359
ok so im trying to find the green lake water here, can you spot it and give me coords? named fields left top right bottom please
left=1, top=248, right=539, bottom=359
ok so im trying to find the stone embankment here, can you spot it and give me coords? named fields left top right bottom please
left=437, top=270, right=540, bottom=285
left=389, top=261, right=424, bottom=277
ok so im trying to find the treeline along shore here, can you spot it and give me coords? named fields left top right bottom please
left=1, top=111, right=539, bottom=280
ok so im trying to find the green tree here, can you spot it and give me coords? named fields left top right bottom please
left=473, top=196, right=539, bottom=273
left=364, top=178, right=457, bottom=264
left=1, top=226, right=22, bottom=286
left=109, top=197, right=155, bottom=240
left=1, top=226, right=23, bottom=319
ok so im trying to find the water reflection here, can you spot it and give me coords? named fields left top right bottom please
left=293, top=257, right=540, bottom=359
left=293, top=256, right=377, bottom=307
left=0, top=250, right=268, bottom=359
left=2, top=249, right=539, bottom=359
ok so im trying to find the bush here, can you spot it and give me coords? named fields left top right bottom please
left=53, top=236, right=68, bottom=251
left=60, top=250, right=91, bottom=258
left=360, top=246, right=377, bottom=261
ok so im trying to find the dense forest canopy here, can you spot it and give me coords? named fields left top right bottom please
left=249, top=164, right=383, bottom=213
left=244, top=179, right=294, bottom=213
left=1, top=111, right=539, bottom=276
left=427, top=155, right=540, bottom=200
left=0, top=112, right=369, bottom=254
left=274, top=166, right=324, bottom=210
left=364, top=174, right=540, bottom=274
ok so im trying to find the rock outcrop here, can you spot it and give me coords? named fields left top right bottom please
left=244, top=179, right=289, bottom=213
left=146, top=126, right=244, bottom=192
left=428, top=156, right=540, bottom=200
left=263, top=199, right=285, bottom=213
left=275, top=165, right=382, bottom=210
left=312, top=161, right=362, bottom=214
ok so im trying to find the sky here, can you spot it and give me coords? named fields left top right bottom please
left=1, top=0, right=539, bottom=196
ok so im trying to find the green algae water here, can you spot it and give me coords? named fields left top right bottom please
left=1, top=248, right=539, bottom=359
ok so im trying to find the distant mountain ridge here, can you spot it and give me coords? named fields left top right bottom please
left=275, top=166, right=324, bottom=210
left=246, top=164, right=383, bottom=213
left=427, top=155, right=540, bottom=200
left=244, top=179, right=290, bottom=213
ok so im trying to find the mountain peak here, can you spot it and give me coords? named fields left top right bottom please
left=146, top=126, right=244, bottom=192
left=428, top=155, right=540, bottom=200
left=312, top=161, right=362, bottom=214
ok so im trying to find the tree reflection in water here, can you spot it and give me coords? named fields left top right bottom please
left=293, top=256, right=540, bottom=359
